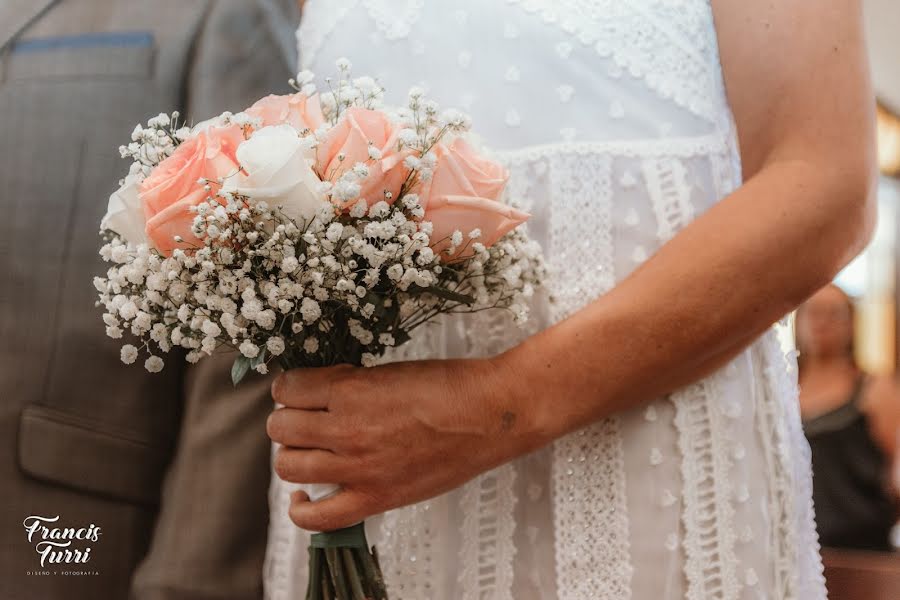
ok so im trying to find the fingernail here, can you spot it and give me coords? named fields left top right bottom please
left=271, top=373, right=284, bottom=400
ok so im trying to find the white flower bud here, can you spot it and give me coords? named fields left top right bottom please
left=266, top=337, right=286, bottom=356
left=303, top=337, right=319, bottom=353
left=120, top=344, right=138, bottom=364
left=239, top=340, right=260, bottom=359
left=144, top=355, right=164, bottom=373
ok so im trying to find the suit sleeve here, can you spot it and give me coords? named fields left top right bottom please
left=129, top=1, right=285, bottom=597
left=185, top=0, right=295, bottom=120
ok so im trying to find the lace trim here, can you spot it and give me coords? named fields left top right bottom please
left=494, top=133, right=729, bottom=166
left=755, top=330, right=826, bottom=598
left=547, top=151, right=615, bottom=317
left=753, top=336, right=795, bottom=597
left=376, top=502, right=437, bottom=599
left=299, top=0, right=426, bottom=68
left=643, top=157, right=694, bottom=243
left=506, top=0, right=724, bottom=124
left=297, top=0, right=359, bottom=70
left=458, top=464, right=518, bottom=599
left=672, top=377, right=741, bottom=600
left=547, top=150, right=631, bottom=599
left=553, top=418, right=632, bottom=599
left=361, top=0, right=426, bottom=40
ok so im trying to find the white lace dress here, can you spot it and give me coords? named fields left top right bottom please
left=264, top=2, right=827, bottom=598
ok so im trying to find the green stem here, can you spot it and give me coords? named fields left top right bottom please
left=322, top=570, right=334, bottom=600
left=342, top=548, right=367, bottom=600
left=325, top=547, right=351, bottom=599
left=359, top=547, right=388, bottom=600
left=307, top=548, right=323, bottom=600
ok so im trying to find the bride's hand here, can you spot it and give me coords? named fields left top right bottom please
left=267, top=356, right=552, bottom=531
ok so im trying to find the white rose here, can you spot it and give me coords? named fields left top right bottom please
left=225, top=125, right=326, bottom=224
left=101, top=173, right=148, bottom=245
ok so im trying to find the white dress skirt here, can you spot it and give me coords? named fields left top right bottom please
left=264, top=2, right=827, bottom=598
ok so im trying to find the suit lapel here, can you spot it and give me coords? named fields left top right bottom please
left=0, top=0, right=58, bottom=52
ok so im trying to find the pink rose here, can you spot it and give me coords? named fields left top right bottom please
left=426, top=196, right=530, bottom=260
left=245, top=93, right=326, bottom=132
left=315, top=107, right=410, bottom=207
left=421, top=138, right=528, bottom=259
left=141, top=124, right=244, bottom=255
left=419, top=138, right=509, bottom=209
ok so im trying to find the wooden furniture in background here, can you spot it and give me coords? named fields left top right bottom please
left=821, top=547, right=900, bottom=599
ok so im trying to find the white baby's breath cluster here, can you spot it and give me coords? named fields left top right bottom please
left=95, top=61, right=545, bottom=380
left=119, top=112, right=185, bottom=178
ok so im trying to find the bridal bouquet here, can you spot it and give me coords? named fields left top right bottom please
left=93, top=60, right=544, bottom=599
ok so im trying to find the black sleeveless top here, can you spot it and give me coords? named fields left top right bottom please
left=803, top=379, right=896, bottom=551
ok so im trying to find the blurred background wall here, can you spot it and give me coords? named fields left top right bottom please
left=828, top=1, right=900, bottom=375
left=814, top=4, right=900, bottom=598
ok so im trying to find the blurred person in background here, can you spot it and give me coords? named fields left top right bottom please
left=797, top=284, right=900, bottom=551
left=0, top=0, right=298, bottom=598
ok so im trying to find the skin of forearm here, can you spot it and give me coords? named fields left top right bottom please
left=500, top=156, right=875, bottom=443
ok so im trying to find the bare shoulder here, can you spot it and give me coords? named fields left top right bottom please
left=709, top=0, right=875, bottom=180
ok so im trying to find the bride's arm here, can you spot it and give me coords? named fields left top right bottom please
left=268, top=0, right=876, bottom=531
left=504, top=0, right=877, bottom=438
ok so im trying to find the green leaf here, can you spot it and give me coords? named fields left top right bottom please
left=231, top=356, right=251, bottom=386
left=425, top=286, right=475, bottom=305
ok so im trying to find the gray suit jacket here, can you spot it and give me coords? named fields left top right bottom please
left=0, top=1, right=298, bottom=598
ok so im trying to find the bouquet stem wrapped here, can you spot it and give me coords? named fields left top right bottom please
left=95, top=60, right=545, bottom=599
left=304, top=522, right=386, bottom=600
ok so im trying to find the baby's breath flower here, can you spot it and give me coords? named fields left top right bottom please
left=120, top=344, right=138, bottom=364
left=267, top=337, right=286, bottom=356
left=281, top=256, right=300, bottom=273
left=397, top=129, right=417, bottom=146
left=239, top=340, right=260, bottom=359
left=349, top=199, right=368, bottom=218
left=144, top=355, right=164, bottom=373
left=303, top=337, right=319, bottom=354
left=300, top=297, right=322, bottom=323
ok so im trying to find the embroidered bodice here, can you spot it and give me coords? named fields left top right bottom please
left=264, top=2, right=827, bottom=599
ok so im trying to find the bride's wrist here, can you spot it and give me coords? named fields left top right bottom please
left=492, top=341, right=576, bottom=449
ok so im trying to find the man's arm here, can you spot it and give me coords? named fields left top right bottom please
left=130, top=1, right=289, bottom=596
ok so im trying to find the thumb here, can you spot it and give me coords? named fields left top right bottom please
left=288, top=489, right=373, bottom=532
